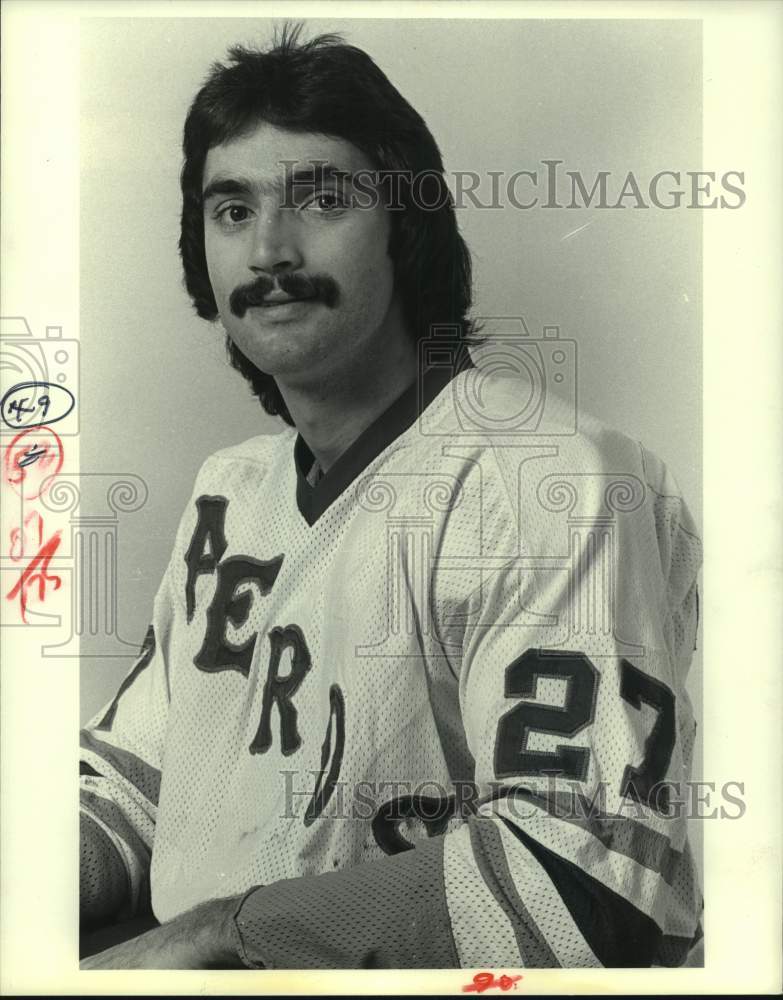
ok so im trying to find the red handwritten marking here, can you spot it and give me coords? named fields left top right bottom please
left=462, top=972, right=523, bottom=993
left=6, top=529, right=63, bottom=621
left=3, top=426, right=63, bottom=499
left=9, top=511, right=45, bottom=562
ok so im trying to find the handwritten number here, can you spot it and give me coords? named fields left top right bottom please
left=5, top=530, right=62, bottom=621
left=8, top=398, right=35, bottom=422
left=462, top=972, right=522, bottom=993
left=1, top=382, right=75, bottom=429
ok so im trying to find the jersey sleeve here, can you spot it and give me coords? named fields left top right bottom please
left=446, top=444, right=704, bottom=968
left=79, top=553, right=174, bottom=922
left=229, top=440, right=703, bottom=969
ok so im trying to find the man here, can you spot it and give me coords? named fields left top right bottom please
left=80, top=25, right=702, bottom=969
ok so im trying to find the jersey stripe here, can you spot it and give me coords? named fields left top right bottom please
left=468, top=816, right=560, bottom=967
left=80, top=810, right=130, bottom=914
left=80, top=788, right=152, bottom=916
left=80, top=787, right=152, bottom=871
left=501, top=817, right=664, bottom=967
left=80, top=730, right=162, bottom=806
left=497, top=803, right=697, bottom=938
left=493, top=818, right=601, bottom=968
left=443, top=824, right=520, bottom=967
left=657, top=930, right=702, bottom=967
left=505, top=789, right=684, bottom=883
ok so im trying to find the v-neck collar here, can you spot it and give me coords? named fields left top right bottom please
left=293, top=355, right=474, bottom=526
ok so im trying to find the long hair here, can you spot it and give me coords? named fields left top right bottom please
left=180, top=23, right=476, bottom=425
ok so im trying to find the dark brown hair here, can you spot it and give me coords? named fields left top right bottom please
left=180, top=24, right=476, bottom=424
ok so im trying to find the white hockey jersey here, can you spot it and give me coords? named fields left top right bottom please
left=80, top=363, right=703, bottom=968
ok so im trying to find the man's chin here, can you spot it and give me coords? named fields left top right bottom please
left=225, top=326, right=326, bottom=382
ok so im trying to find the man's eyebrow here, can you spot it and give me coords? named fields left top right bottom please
left=202, top=176, right=260, bottom=203
left=285, top=161, right=363, bottom=188
left=202, top=164, right=364, bottom=205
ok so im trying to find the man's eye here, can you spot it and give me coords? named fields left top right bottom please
left=305, top=192, right=345, bottom=212
left=215, top=204, right=252, bottom=226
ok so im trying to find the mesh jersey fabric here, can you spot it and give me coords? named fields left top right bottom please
left=79, top=365, right=702, bottom=968
left=80, top=813, right=129, bottom=922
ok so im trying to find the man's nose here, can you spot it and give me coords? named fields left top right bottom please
left=247, top=206, right=303, bottom=276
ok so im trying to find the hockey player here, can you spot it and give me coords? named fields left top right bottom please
left=79, top=26, right=703, bottom=969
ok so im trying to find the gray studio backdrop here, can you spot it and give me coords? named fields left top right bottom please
left=79, top=16, right=703, bottom=800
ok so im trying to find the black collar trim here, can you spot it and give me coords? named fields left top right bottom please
left=294, top=353, right=474, bottom=526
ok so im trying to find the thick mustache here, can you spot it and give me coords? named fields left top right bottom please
left=229, top=273, right=339, bottom=318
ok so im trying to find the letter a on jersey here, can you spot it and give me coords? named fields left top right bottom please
left=186, top=494, right=285, bottom=676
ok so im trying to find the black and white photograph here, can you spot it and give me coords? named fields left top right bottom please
left=0, top=1, right=780, bottom=994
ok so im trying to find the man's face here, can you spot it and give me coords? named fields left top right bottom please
left=202, top=122, right=402, bottom=386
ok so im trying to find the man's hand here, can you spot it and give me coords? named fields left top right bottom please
left=80, top=895, right=245, bottom=969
